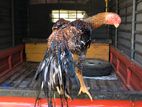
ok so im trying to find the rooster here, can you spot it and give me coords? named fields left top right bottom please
left=34, top=12, right=121, bottom=107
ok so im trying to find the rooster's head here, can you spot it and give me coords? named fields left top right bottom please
left=105, top=12, right=121, bottom=28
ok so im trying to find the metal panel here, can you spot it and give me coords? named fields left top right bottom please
left=111, top=0, right=142, bottom=66
left=109, top=0, right=117, bottom=46
left=117, top=0, right=132, bottom=58
left=118, top=37, right=131, bottom=50
left=0, top=0, right=12, bottom=50
left=86, top=0, right=109, bottom=40
left=136, top=24, right=142, bottom=31
left=134, top=0, right=142, bottom=65
left=0, top=0, right=29, bottom=50
left=14, top=0, right=29, bottom=45
left=29, top=5, right=53, bottom=38
left=131, top=0, right=136, bottom=59
left=110, top=0, right=132, bottom=57
left=30, top=0, right=89, bottom=4
left=109, top=27, right=115, bottom=46
left=110, top=0, right=133, bottom=57
left=134, top=53, right=142, bottom=65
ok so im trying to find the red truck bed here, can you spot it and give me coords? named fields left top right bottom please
left=0, top=97, right=142, bottom=107
left=0, top=61, right=142, bottom=100
left=0, top=45, right=142, bottom=107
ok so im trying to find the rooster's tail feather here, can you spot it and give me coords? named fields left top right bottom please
left=35, top=41, right=80, bottom=106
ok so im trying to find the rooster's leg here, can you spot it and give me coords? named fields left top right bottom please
left=75, top=68, right=92, bottom=100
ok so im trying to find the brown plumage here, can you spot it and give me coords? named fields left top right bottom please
left=84, top=12, right=121, bottom=28
left=48, top=19, right=92, bottom=55
left=47, top=18, right=70, bottom=48
left=48, top=12, right=121, bottom=49
left=35, top=12, right=121, bottom=107
left=48, top=25, right=81, bottom=49
left=35, top=19, right=92, bottom=107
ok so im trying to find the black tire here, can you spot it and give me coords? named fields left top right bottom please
left=81, top=58, right=113, bottom=77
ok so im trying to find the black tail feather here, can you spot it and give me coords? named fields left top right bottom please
left=35, top=41, right=80, bottom=106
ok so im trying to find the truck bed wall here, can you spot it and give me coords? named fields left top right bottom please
left=1, top=45, right=142, bottom=91
left=110, top=46, right=142, bottom=91
left=0, top=45, right=25, bottom=83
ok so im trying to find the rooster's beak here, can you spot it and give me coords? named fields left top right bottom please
left=114, top=24, right=119, bottom=28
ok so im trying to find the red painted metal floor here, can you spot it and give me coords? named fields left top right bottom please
left=1, top=96, right=141, bottom=107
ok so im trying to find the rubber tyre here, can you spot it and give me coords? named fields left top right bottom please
left=81, top=58, right=113, bottom=77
